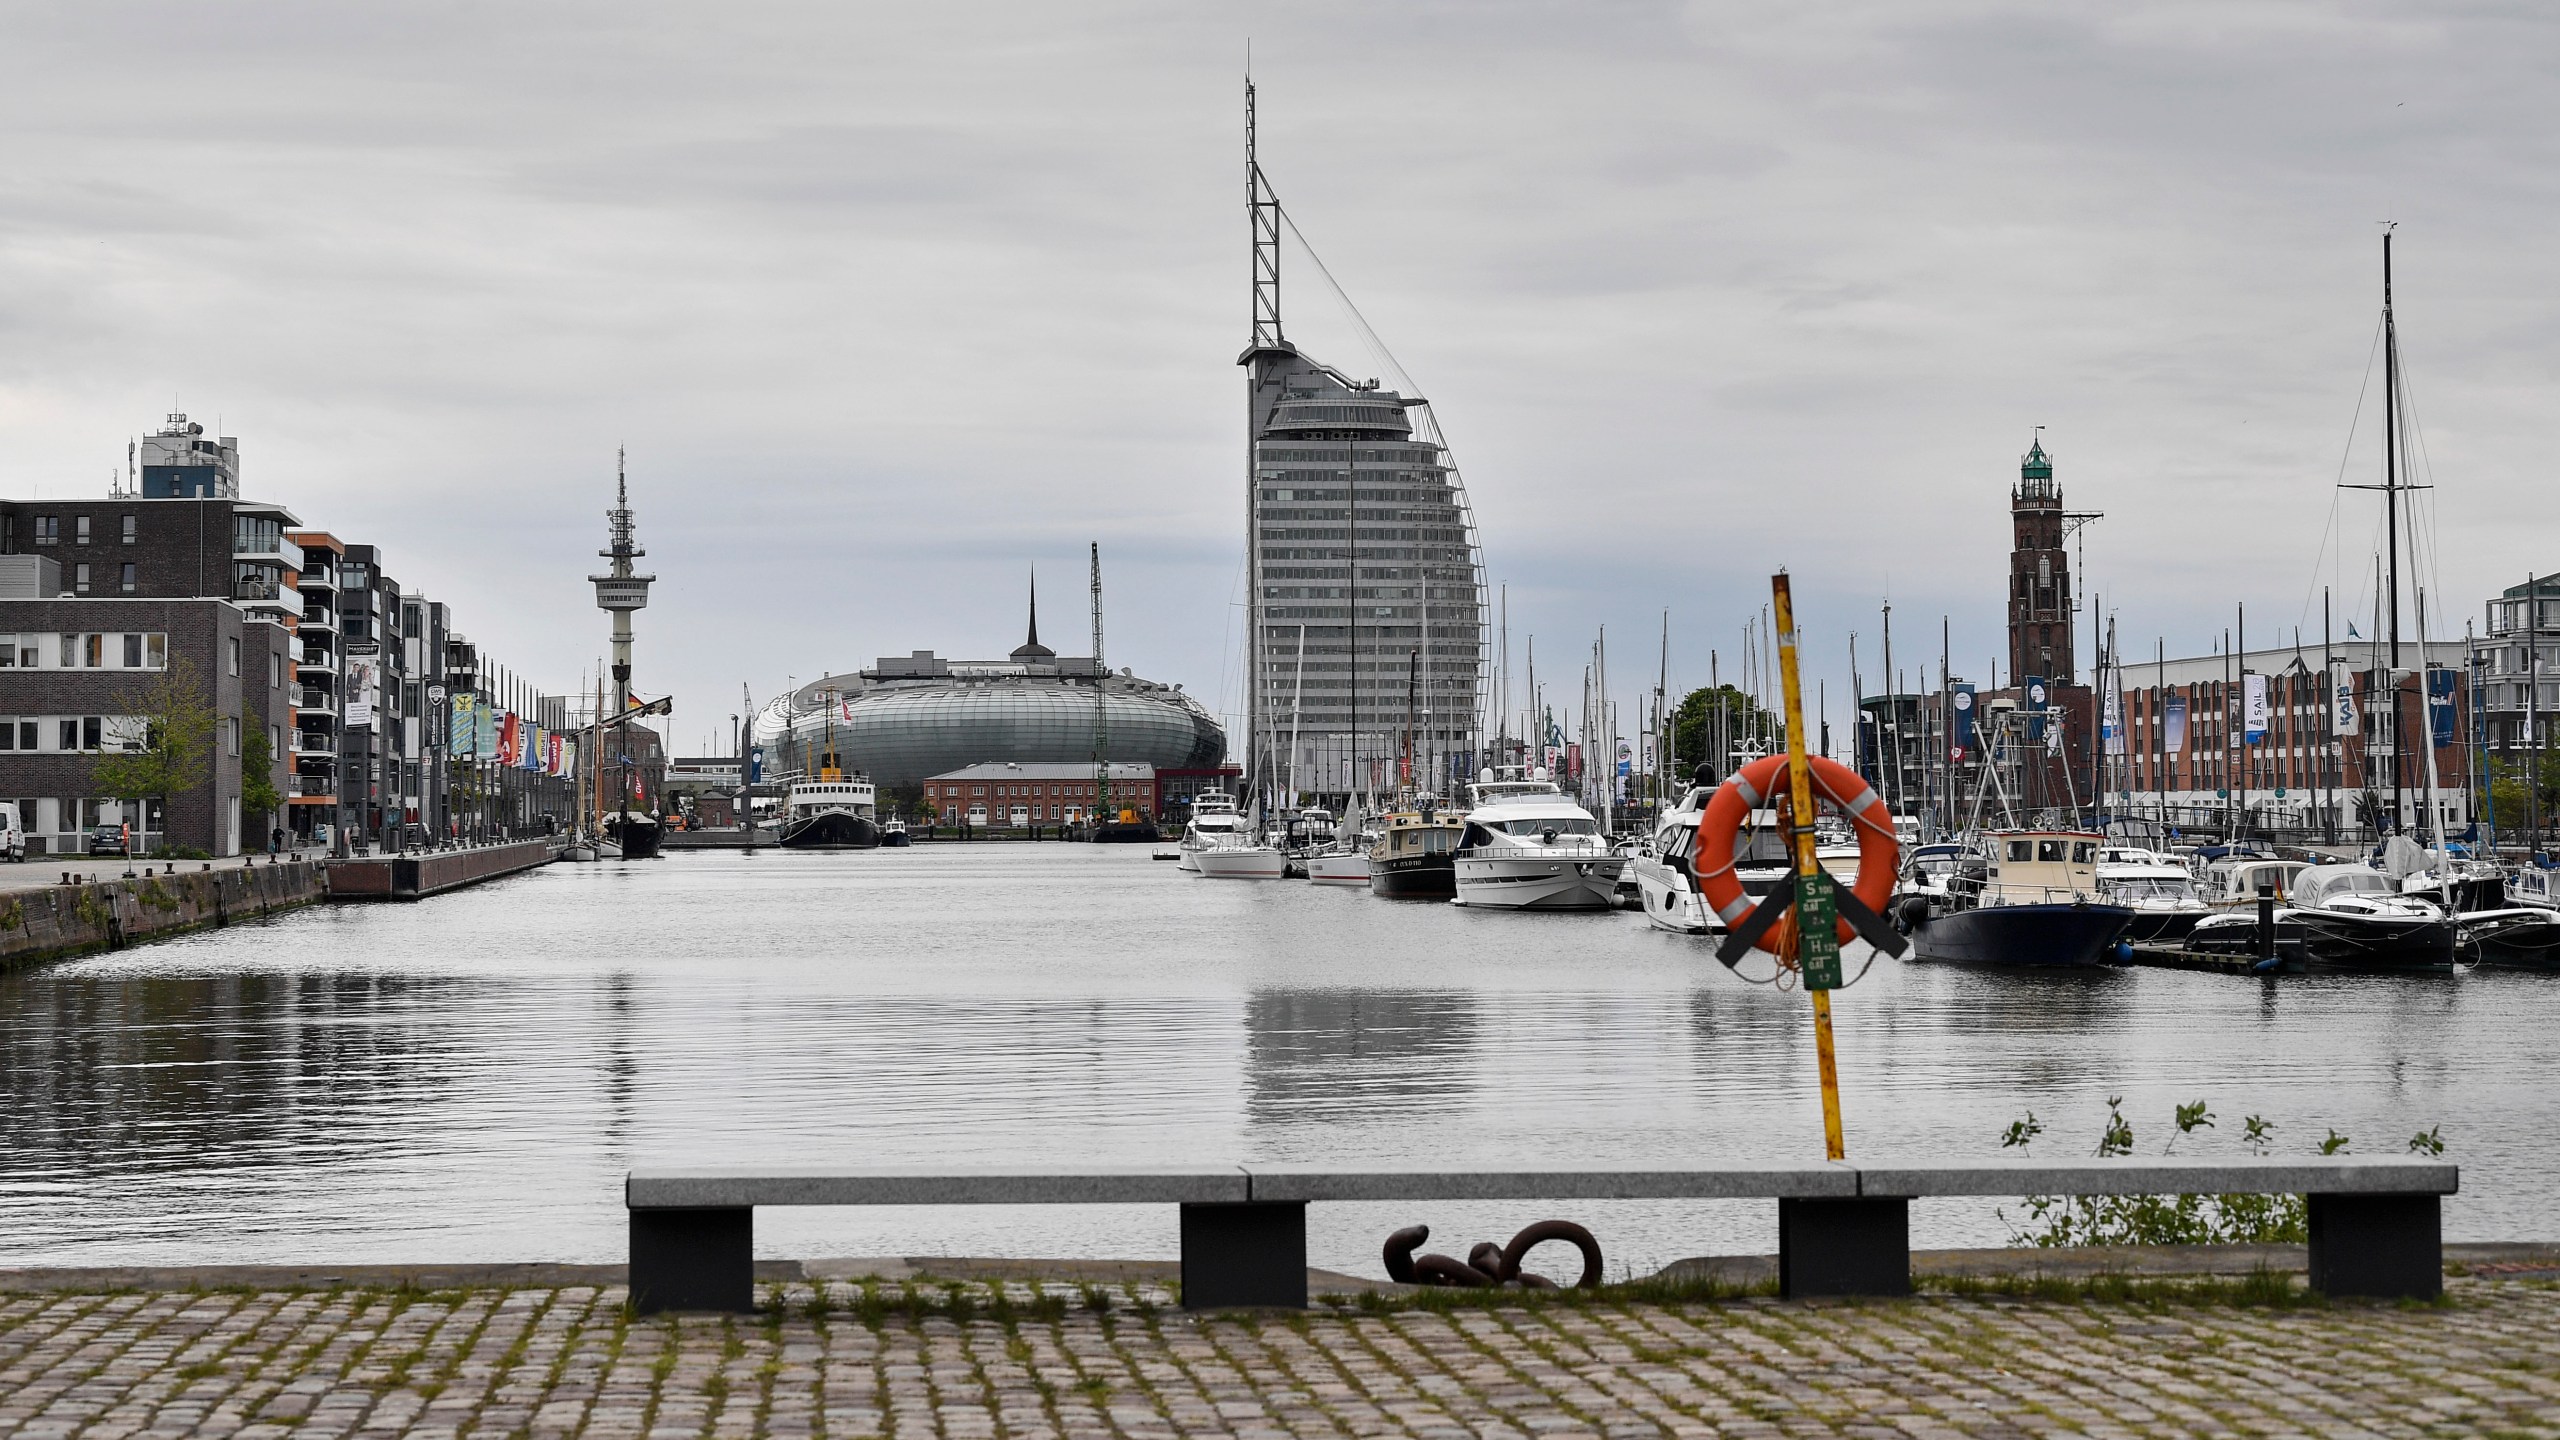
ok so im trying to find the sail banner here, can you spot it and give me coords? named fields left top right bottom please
left=2102, top=679, right=2125, bottom=755
left=1950, top=684, right=1977, bottom=759
left=521, top=724, right=546, bottom=771
left=2329, top=664, right=2360, bottom=737
left=2164, top=693, right=2189, bottom=753
left=2244, top=674, right=2269, bottom=744
left=498, top=712, right=522, bottom=767
left=2428, top=667, right=2458, bottom=748
left=449, top=694, right=478, bottom=758
left=476, top=703, right=499, bottom=756
left=2023, top=676, right=2047, bottom=742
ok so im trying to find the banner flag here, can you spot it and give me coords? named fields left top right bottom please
left=2428, top=668, right=2458, bottom=748
left=499, top=713, right=521, bottom=767
left=2023, top=676, right=2048, bottom=742
left=2329, top=664, right=2360, bottom=737
left=1950, top=684, right=1977, bottom=758
left=449, top=694, right=477, bottom=758
left=346, top=659, right=377, bottom=729
left=476, top=704, right=499, bottom=756
left=2164, top=693, right=2189, bottom=753
left=2102, top=681, right=2125, bottom=755
left=2244, top=674, right=2269, bottom=744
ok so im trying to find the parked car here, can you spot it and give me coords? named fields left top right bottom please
left=87, top=824, right=128, bottom=856
left=0, top=803, right=24, bottom=862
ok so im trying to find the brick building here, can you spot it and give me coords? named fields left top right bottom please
left=925, top=762, right=1159, bottom=825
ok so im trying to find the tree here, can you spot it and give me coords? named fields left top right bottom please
left=240, top=721, right=283, bottom=839
left=1669, top=684, right=1778, bottom=781
left=90, top=656, right=216, bottom=855
left=2489, top=754, right=2560, bottom=834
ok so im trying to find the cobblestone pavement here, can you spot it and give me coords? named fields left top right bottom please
left=6, top=1278, right=2559, bottom=1439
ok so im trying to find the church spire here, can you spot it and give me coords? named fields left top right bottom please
left=1011, top=567, right=1055, bottom=660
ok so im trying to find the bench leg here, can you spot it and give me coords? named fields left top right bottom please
left=1180, top=1201, right=1307, bottom=1309
left=2307, top=1192, right=2440, bottom=1299
left=630, top=1207, right=755, bottom=1314
left=1778, top=1197, right=1910, bottom=1298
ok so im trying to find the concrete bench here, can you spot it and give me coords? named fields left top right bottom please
left=625, top=1155, right=2455, bottom=1313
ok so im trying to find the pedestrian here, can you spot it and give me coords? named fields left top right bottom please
left=270, top=826, right=284, bottom=857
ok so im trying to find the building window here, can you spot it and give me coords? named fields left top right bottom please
left=20, top=721, right=37, bottom=750
left=73, top=564, right=89, bottom=594
left=227, top=637, right=240, bottom=677
left=119, top=562, right=135, bottom=592
left=271, top=653, right=282, bottom=687
left=122, top=634, right=141, bottom=668
left=33, top=516, right=58, bottom=546
left=121, top=515, right=136, bottom=545
left=84, top=717, right=101, bottom=751
left=146, top=633, right=166, bottom=668
left=226, top=718, right=239, bottom=757
left=83, top=634, right=102, bottom=668
left=59, top=720, right=77, bottom=751
left=75, top=516, right=91, bottom=546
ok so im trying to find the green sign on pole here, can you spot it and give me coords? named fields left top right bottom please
left=1798, top=870, right=1843, bottom=990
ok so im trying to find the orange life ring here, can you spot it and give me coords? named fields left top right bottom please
left=1692, top=753, right=1900, bottom=955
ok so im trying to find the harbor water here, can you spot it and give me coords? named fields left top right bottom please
left=2, top=846, right=2550, bottom=1281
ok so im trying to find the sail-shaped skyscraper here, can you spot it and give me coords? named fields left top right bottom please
left=1239, top=79, right=1488, bottom=803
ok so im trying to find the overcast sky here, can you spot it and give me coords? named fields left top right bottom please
left=3, top=2, right=2553, bottom=756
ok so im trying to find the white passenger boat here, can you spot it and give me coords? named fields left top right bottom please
left=1178, top=792, right=1250, bottom=874
left=777, top=776, right=882, bottom=848
left=1304, top=849, right=1371, bottom=884
left=1451, top=769, right=1625, bottom=910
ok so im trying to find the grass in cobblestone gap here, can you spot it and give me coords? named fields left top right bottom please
left=1325, top=1269, right=1778, bottom=1316
left=1913, top=1266, right=2441, bottom=1308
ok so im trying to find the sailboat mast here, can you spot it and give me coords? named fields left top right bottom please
left=2383, top=227, right=2406, bottom=830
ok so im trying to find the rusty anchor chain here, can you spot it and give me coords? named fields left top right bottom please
left=1383, top=1220, right=1603, bottom=1289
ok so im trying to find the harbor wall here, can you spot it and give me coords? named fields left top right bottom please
left=0, top=861, right=326, bottom=973
left=325, top=838, right=559, bottom=899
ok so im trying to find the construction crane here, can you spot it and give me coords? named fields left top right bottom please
left=1091, top=543, right=1110, bottom=830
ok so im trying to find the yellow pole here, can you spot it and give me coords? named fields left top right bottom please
left=1772, top=572, right=1847, bottom=1161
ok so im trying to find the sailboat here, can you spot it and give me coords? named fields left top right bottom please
left=566, top=669, right=621, bottom=862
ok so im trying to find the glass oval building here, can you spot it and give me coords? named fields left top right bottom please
left=752, top=617, right=1225, bottom=790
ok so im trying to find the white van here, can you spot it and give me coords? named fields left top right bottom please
left=0, top=803, right=24, bottom=862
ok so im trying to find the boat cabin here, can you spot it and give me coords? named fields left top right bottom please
left=1983, top=830, right=2102, bottom=903
left=2199, top=857, right=2308, bottom=906
left=788, top=780, right=876, bottom=817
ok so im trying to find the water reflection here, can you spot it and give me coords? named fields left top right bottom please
left=1245, top=990, right=1477, bottom=1124
left=1, top=846, right=2554, bottom=1270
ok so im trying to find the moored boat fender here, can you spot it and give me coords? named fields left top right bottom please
left=1693, top=753, right=1899, bottom=955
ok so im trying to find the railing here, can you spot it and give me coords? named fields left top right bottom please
left=298, top=687, right=337, bottom=712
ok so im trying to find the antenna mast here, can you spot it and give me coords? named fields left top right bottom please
left=1248, top=75, right=1283, bottom=349
left=1091, top=542, right=1110, bottom=829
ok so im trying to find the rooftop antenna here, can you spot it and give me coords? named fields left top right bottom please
left=1247, top=70, right=1283, bottom=349
left=1091, top=542, right=1111, bottom=829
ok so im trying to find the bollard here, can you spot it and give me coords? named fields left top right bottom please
left=2256, top=882, right=2276, bottom=961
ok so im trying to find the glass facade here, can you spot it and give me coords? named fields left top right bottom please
left=1244, top=344, right=1486, bottom=796
left=757, top=679, right=1223, bottom=789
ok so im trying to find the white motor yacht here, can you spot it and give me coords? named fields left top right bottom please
left=1193, top=831, right=1289, bottom=879
left=1629, top=768, right=1717, bottom=932
left=1451, top=769, right=1626, bottom=910
left=1178, top=792, right=1250, bottom=873
left=2095, top=849, right=2210, bottom=943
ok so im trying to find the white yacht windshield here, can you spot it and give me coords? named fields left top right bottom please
left=2108, top=877, right=2198, bottom=901
left=1494, top=817, right=1598, bottom=836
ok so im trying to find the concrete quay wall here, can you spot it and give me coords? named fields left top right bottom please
left=0, top=860, right=324, bottom=972
left=325, top=838, right=560, bottom=900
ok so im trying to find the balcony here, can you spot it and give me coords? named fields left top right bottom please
left=298, top=687, right=338, bottom=713
left=298, top=607, right=338, bottom=633
left=288, top=776, right=336, bottom=799
left=291, top=734, right=336, bottom=759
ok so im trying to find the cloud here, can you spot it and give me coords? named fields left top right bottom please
left=1, top=1, right=2554, bottom=758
